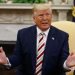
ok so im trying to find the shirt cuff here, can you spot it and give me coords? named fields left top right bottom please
left=63, top=60, right=75, bottom=71
left=4, top=58, right=11, bottom=69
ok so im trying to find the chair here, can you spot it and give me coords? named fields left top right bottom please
left=52, top=21, right=75, bottom=75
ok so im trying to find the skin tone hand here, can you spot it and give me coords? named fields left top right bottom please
left=0, top=47, right=8, bottom=64
left=66, top=52, right=75, bottom=68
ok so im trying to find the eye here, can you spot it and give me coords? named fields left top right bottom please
left=45, top=13, right=50, bottom=16
left=38, top=14, right=43, bottom=17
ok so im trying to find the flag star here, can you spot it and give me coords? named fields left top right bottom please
left=52, top=37, right=55, bottom=40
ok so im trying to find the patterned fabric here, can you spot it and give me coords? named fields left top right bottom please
left=35, top=33, right=45, bottom=75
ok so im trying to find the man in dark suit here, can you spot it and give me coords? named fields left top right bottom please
left=0, top=3, right=75, bottom=75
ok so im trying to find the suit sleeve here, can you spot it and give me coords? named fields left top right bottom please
left=8, top=30, right=23, bottom=68
left=58, top=33, right=69, bottom=72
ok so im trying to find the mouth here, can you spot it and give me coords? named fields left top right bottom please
left=41, top=21, right=48, bottom=24
left=42, top=22, right=48, bottom=25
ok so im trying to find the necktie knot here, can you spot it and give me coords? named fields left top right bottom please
left=39, top=33, right=45, bottom=43
left=40, top=33, right=44, bottom=35
left=39, top=33, right=45, bottom=37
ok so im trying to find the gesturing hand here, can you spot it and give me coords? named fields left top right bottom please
left=0, top=47, right=8, bottom=64
left=66, top=52, right=75, bottom=68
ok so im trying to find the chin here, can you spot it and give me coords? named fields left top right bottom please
left=41, top=27, right=49, bottom=31
left=43, top=25, right=50, bottom=29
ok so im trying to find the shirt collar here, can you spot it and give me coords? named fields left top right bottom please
left=37, top=27, right=50, bottom=36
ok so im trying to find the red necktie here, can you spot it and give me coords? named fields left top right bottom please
left=35, top=33, right=45, bottom=75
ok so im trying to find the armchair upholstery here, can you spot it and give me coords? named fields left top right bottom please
left=52, top=21, right=75, bottom=75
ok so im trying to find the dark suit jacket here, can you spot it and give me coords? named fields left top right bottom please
left=9, top=25, right=69, bottom=75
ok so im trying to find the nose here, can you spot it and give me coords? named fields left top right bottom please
left=42, top=15, right=47, bottom=20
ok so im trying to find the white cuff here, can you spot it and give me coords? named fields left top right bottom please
left=4, top=58, right=11, bottom=69
left=63, top=60, right=75, bottom=71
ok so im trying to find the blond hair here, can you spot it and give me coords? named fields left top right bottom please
left=33, top=3, right=51, bottom=10
left=33, top=3, right=52, bottom=16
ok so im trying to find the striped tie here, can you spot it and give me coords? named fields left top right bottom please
left=35, top=33, right=45, bottom=75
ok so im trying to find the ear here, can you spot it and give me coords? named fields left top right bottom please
left=33, top=15, right=35, bottom=20
left=33, top=15, right=36, bottom=22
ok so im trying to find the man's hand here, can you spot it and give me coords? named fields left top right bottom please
left=66, top=52, right=75, bottom=68
left=0, top=47, right=8, bottom=64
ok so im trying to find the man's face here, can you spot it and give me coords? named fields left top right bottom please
left=33, top=9, right=52, bottom=31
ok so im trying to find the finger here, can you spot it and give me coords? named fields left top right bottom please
left=0, top=47, right=4, bottom=52
left=69, top=64, right=75, bottom=68
left=70, top=52, right=74, bottom=56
